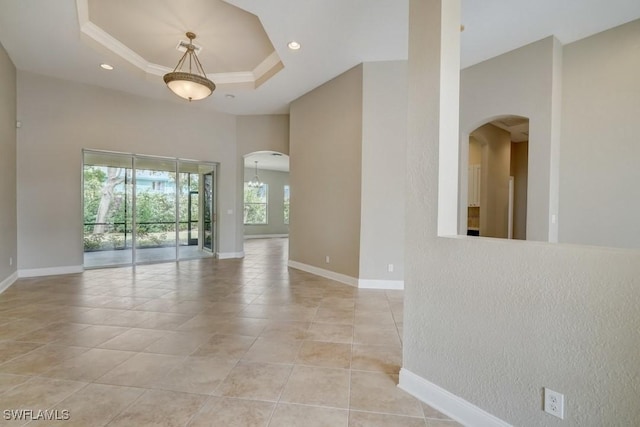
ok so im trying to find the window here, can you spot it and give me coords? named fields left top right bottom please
left=244, top=183, right=268, bottom=224
left=284, top=185, right=290, bottom=225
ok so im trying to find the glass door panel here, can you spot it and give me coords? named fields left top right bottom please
left=178, top=161, right=215, bottom=259
left=83, top=151, right=133, bottom=268
left=203, top=168, right=214, bottom=252
left=178, top=161, right=199, bottom=260
left=134, top=157, right=177, bottom=264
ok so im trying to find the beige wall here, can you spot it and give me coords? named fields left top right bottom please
left=511, top=141, right=528, bottom=240
left=360, top=61, right=407, bottom=282
left=460, top=36, right=562, bottom=242
left=468, top=137, right=481, bottom=164
left=243, top=168, right=289, bottom=236
left=0, top=42, right=17, bottom=285
left=235, top=114, right=290, bottom=252
left=404, top=2, right=640, bottom=425
left=473, top=124, right=511, bottom=238
left=559, top=19, right=640, bottom=249
left=236, top=115, right=289, bottom=156
left=289, top=65, right=363, bottom=278
left=17, top=72, right=238, bottom=270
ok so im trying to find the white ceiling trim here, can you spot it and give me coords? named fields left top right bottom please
left=80, top=22, right=150, bottom=72
left=75, top=0, right=283, bottom=89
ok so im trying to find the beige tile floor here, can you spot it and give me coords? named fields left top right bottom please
left=0, top=238, right=461, bottom=426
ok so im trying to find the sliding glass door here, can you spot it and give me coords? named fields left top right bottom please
left=177, top=161, right=215, bottom=259
left=83, top=152, right=133, bottom=268
left=134, top=157, right=177, bottom=264
left=203, top=170, right=214, bottom=252
left=83, top=150, right=216, bottom=268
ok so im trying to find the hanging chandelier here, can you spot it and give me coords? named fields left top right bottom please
left=163, top=32, right=216, bottom=101
left=248, top=161, right=264, bottom=188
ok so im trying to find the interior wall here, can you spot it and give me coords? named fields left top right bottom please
left=404, top=3, right=640, bottom=425
left=460, top=36, right=562, bottom=242
left=235, top=115, right=289, bottom=252
left=468, top=137, right=481, bottom=164
left=243, top=168, right=289, bottom=237
left=359, top=60, right=407, bottom=282
left=511, top=141, right=528, bottom=240
left=0, top=41, right=17, bottom=285
left=236, top=115, right=290, bottom=156
left=559, top=19, right=640, bottom=249
left=289, top=65, right=363, bottom=278
left=473, top=124, right=511, bottom=238
left=16, top=72, right=238, bottom=270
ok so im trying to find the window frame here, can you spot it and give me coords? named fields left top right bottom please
left=243, top=182, right=269, bottom=225
left=284, top=184, right=290, bottom=225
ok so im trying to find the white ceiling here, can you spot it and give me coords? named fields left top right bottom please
left=1, top=0, right=639, bottom=116
left=244, top=152, right=289, bottom=172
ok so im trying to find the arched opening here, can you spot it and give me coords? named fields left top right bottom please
left=242, top=151, right=290, bottom=241
left=466, top=115, right=529, bottom=240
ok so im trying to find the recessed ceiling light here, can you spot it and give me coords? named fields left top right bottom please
left=287, top=41, right=301, bottom=51
left=225, top=94, right=235, bottom=99
left=100, top=63, right=114, bottom=70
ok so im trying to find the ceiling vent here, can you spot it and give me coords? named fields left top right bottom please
left=175, top=40, right=203, bottom=55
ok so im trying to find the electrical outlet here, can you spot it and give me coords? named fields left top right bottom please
left=387, top=263, right=394, bottom=272
left=325, top=256, right=330, bottom=264
left=544, top=388, right=564, bottom=419
left=9, top=257, right=12, bottom=266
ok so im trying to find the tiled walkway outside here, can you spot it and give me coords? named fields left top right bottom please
left=0, top=238, right=461, bottom=426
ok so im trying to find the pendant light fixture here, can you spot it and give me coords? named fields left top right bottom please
left=248, top=161, right=264, bottom=188
left=163, top=32, right=216, bottom=101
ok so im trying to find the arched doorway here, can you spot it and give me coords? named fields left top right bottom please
left=242, top=151, right=290, bottom=241
left=466, top=115, right=529, bottom=240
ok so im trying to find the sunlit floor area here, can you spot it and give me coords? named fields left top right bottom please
left=84, top=245, right=214, bottom=268
left=0, top=238, right=460, bottom=426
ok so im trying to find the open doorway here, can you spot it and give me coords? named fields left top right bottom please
left=242, top=151, right=290, bottom=240
left=467, top=116, right=529, bottom=240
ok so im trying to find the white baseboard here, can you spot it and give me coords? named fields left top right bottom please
left=18, top=265, right=84, bottom=278
left=287, top=260, right=358, bottom=287
left=287, top=260, right=405, bottom=290
left=0, top=271, right=18, bottom=295
left=398, top=368, right=512, bottom=427
left=358, top=279, right=404, bottom=290
left=216, top=251, right=245, bottom=259
left=244, top=234, right=289, bottom=239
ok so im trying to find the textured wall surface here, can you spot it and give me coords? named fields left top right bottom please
left=559, top=19, right=640, bottom=249
left=404, top=2, right=640, bottom=425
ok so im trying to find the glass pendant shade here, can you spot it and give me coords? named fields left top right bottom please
left=164, top=72, right=215, bottom=101
left=164, top=32, right=215, bottom=101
